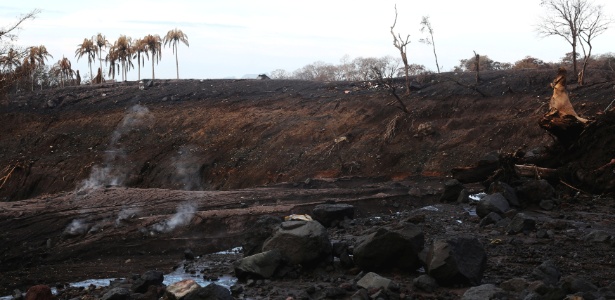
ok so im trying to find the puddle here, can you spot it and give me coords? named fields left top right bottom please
left=1, top=247, right=240, bottom=298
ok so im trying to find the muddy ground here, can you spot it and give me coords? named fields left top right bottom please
left=1, top=69, right=615, bottom=298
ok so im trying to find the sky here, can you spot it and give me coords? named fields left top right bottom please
left=1, top=0, right=614, bottom=80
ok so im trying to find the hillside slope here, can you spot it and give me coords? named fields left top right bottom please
left=1, top=69, right=613, bottom=201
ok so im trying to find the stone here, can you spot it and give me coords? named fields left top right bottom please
left=165, top=279, right=201, bottom=300
left=183, top=283, right=233, bottom=300
left=488, top=181, right=520, bottom=206
left=516, top=179, right=555, bottom=204
left=332, top=242, right=354, bottom=268
left=312, top=203, right=355, bottom=227
left=476, top=193, right=510, bottom=218
left=242, top=215, right=283, bottom=256
left=234, top=249, right=284, bottom=279
left=532, top=260, right=561, bottom=286
left=506, top=213, right=536, bottom=235
left=440, top=179, right=464, bottom=202
left=583, top=230, right=612, bottom=243
left=131, top=270, right=164, bottom=293
left=479, top=212, right=503, bottom=227
left=262, top=220, right=332, bottom=265
left=461, top=284, right=507, bottom=300
left=559, top=275, right=598, bottom=294
left=25, top=285, right=53, bottom=300
left=356, top=272, right=397, bottom=291
left=101, top=287, right=131, bottom=300
left=539, top=199, right=556, bottom=210
left=457, top=189, right=469, bottom=203
left=413, top=274, right=438, bottom=292
left=184, top=249, right=195, bottom=260
left=353, top=224, right=424, bottom=271
left=426, top=236, right=487, bottom=286
left=499, top=277, right=529, bottom=292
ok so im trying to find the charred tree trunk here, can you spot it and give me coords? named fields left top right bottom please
left=538, top=109, right=587, bottom=148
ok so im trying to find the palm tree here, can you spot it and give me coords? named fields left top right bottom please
left=132, top=38, right=148, bottom=81
left=112, top=35, right=133, bottom=81
left=75, top=38, right=96, bottom=84
left=142, top=34, right=162, bottom=80
left=0, top=48, right=22, bottom=72
left=106, top=48, right=120, bottom=81
left=163, top=28, right=189, bottom=79
left=23, top=45, right=52, bottom=91
left=94, top=33, right=110, bottom=83
left=55, top=56, right=74, bottom=87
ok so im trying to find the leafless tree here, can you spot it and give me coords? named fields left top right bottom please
left=537, top=0, right=612, bottom=83
left=473, top=51, right=480, bottom=83
left=390, top=5, right=411, bottom=95
left=371, top=67, right=409, bottom=114
left=419, top=16, right=440, bottom=73
left=577, top=4, right=611, bottom=84
left=0, top=9, right=40, bottom=42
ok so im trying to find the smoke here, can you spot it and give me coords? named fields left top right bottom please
left=77, top=104, right=154, bottom=193
left=151, top=203, right=197, bottom=233
left=172, top=145, right=203, bottom=191
left=63, top=219, right=90, bottom=237
left=115, top=208, right=141, bottom=227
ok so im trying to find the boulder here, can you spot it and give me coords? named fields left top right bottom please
left=234, top=249, right=284, bottom=279
left=356, top=272, right=398, bottom=291
left=183, top=283, right=233, bottom=300
left=426, top=236, right=487, bottom=286
left=506, top=213, right=536, bottom=235
left=332, top=241, right=354, bottom=268
left=242, top=215, right=283, bottom=256
left=25, top=285, right=53, bottom=300
left=413, top=274, right=438, bottom=292
left=479, top=212, right=503, bottom=227
left=532, top=260, right=561, bottom=286
left=439, top=179, right=464, bottom=202
left=165, top=279, right=201, bottom=300
left=583, top=230, right=612, bottom=243
left=262, top=220, right=332, bottom=265
left=353, top=225, right=424, bottom=271
left=461, top=284, right=507, bottom=300
left=516, top=179, right=555, bottom=204
left=312, top=203, right=354, bottom=227
left=101, top=287, right=131, bottom=300
left=488, top=181, right=520, bottom=207
left=476, top=193, right=510, bottom=218
left=131, top=270, right=164, bottom=293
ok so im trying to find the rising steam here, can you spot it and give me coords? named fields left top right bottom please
left=77, top=104, right=154, bottom=193
left=151, top=203, right=197, bottom=233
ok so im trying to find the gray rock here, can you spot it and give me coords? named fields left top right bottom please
left=506, top=213, right=536, bottom=235
left=131, top=270, right=164, bottom=293
left=353, top=224, right=424, bottom=271
left=262, top=220, right=331, bottom=265
left=413, top=274, right=438, bottom=292
left=426, top=236, right=487, bottom=286
left=476, top=193, right=510, bottom=218
left=559, top=275, right=598, bottom=294
left=440, top=179, right=464, bottom=202
left=183, top=283, right=233, bottom=300
left=457, top=189, right=470, bottom=204
left=539, top=199, right=556, bottom=210
left=532, top=260, right=561, bottom=286
left=488, top=181, right=520, bottom=207
left=461, top=284, right=507, bottom=300
left=312, top=203, right=354, bottom=227
left=101, top=287, right=131, bottom=300
left=583, top=230, right=612, bottom=243
left=242, top=215, right=283, bottom=256
left=356, top=272, right=397, bottom=291
left=234, top=249, right=284, bottom=279
left=516, top=179, right=555, bottom=204
left=479, top=212, right=503, bottom=227
left=350, top=288, right=370, bottom=300
left=499, top=277, right=529, bottom=292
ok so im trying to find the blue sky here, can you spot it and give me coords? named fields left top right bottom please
left=1, top=0, right=614, bottom=80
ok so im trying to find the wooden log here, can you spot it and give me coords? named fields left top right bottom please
left=538, top=109, right=586, bottom=147
left=513, top=164, right=557, bottom=179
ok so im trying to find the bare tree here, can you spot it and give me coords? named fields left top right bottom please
left=419, top=16, right=440, bottom=73
left=390, top=5, right=411, bottom=95
left=0, top=9, right=40, bottom=42
left=473, top=51, right=480, bottom=83
left=577, top=4, right=611, bottom=84
left=537, top=0, right=612, bottom=81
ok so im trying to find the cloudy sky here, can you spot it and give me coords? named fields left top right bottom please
left=1, top=0, right=614, bottom=80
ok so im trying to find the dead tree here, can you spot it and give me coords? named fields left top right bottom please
left=473, top=51, right=480, bottom=83
left=390, top=5, right=411, bottom=95
left=371, top=67, right=409, bottom=114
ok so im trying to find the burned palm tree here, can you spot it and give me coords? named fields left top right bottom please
left=75, top=38, right=96, bottom=84
left=23, top=45, right=52, bottom=91
left=111, top=35, right=133, bottom=81
left=94, top=33, right=110, bottom=83
left=132, top=38, right=148, bottom=81
left=163, top=28, right=189, bottom=79
left=142, top=34, right=162, bottom=80
left=54, top=56, right=74, bottom=87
